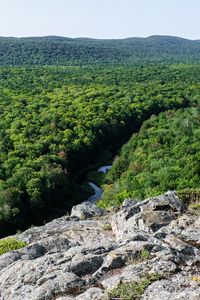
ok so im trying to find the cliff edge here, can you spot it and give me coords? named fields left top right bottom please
left=0, top=191, right=199, bottom=300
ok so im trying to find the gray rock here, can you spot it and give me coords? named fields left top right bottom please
left=71, top=201, right=104, bottom=219
left=180, top=216, right=200, bottom=250
left=56, top=297, right=75, bottom=300
left=33, top=272, right=85, bottom=300
left=111, top=204, right=141, bottom=241
left=154, top=214, right=195, bottom=239
left=0, top=191, right=199, bottom=300
left=142, top=274, right=200, bottom=300
left=164, top=235, right=200, bottom=267
left=93, top=250, right=125, bottom=279
left=76, top=288, right=105, bottom=300
left=112, top=191, right=183, bottom=240
left=57, top=297, right=75, bottom=300
left=138, top=210, right=177, bottom=232
left=0, top=250, right=22, bottom=270
left=142, top=191, right=183, bottom=213
left=101, top=273, right=122, bottom=290
left=121, top=198, right=141, bottom=208
left=100, top=256, right=178, bottom=294
left=68, top=253, right=104, bottom=276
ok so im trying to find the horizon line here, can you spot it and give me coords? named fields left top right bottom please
left=0, top=34, right=199, bottom=42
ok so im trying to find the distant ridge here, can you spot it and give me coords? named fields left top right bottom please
left=0, top=35, right=199, bottom=41
left=0, top=35, right=200, bottom=65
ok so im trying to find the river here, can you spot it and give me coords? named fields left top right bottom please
left=86, top=165, right=112, bottom=203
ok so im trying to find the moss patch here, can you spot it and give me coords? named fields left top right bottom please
left=102, top=223, right=112, bottom=231
left=0, top=238, right=27, bottom=256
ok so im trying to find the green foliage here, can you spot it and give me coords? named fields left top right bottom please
left=108, top=273, right=161, bottom=300
left=0, top=238, right=27, bottom=256
left=0, top=63, right=199, bottom=236
left=0, top=36, right=200, bottom=66
left=99, top=108, right=200, bottom=207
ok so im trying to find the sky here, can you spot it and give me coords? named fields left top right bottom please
left=0, top=0, right=199, bottom=40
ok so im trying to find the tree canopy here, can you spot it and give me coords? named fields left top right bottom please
left=0, top=35, right=200, bottom=66
left=99, top=107, right=200, bottom=207
left=0, top=62, right=200, bottom=236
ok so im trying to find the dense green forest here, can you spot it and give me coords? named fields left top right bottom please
left=0, top=63, right=200, bottom=236
left=99, top=107, right=200, bottom=207
left=0, top=35, right=200, bottom=66
left=0, top=35, right=200, bottom=236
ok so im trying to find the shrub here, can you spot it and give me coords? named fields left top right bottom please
left=0, top=238, right=27, bottom=256
left=177, top=189, right=200, bottom=205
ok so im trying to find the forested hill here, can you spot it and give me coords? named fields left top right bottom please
left=99, top=107, right=200, bottom=207
left=0, top=35, right=200, bottom=65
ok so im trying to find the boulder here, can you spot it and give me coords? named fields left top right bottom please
left=71, top=202, right=104, bottom=219
left=76, top=288, right=105, bottom=300
left=142, top=191, right=183, bottom=213
left=112, top=191, right=183, bottom=240
left=142, top=274, right=200, bottom=300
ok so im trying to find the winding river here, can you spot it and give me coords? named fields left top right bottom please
left=86, top=165, right=112, bottom=203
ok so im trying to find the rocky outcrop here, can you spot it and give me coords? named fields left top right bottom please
left=0, top=192, right=199, bottom=300
left=71, top=201, right=104, bottom=219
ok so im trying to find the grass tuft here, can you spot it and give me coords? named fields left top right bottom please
left=108, top=273, right=161, bottom=300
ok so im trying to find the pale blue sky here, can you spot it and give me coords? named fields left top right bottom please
left=0, top=0, right=199, bottom=39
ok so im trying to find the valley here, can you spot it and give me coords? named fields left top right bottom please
left=0, top=37, right=199, bottom=239
left=0, top=34, right=199, bottom=300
